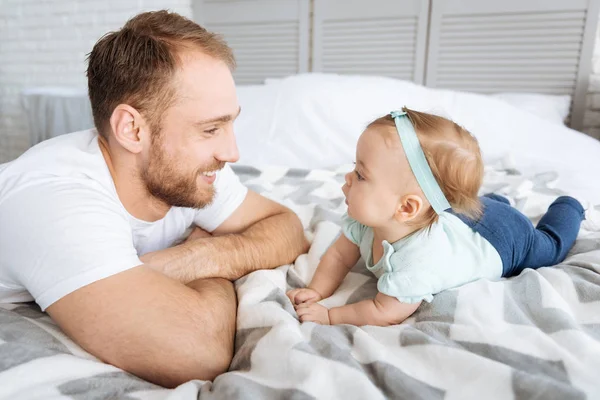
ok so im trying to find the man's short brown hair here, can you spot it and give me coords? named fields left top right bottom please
left=86, top=10, right=235, bottom=138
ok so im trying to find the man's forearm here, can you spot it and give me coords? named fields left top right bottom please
left=142, top=211, right=308, bottom=283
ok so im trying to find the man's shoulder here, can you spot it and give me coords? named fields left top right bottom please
left=8, top=129, right=100, bottom=167
left=0, top=129, right=116, bottom=203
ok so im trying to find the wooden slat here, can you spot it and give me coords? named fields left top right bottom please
left=199, top=0, right=309, bottom=84
left=426, top=0, right=600, bottom=131
left=313, top=0, right=429, bottom=83
left=429, top=8, right=586, bottom=95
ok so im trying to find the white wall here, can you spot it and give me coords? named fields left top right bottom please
left=2, top=1, right=600, bottom=163
left=0, top=0, right=192, bottom=163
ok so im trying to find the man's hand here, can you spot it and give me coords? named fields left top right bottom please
left=295, top=302, right=331, bottom=325
left=287, top=288, right=322, bottom=306
left=142, top=226, right=213, bottom=279
left=141, top=190, right=308, bottom=283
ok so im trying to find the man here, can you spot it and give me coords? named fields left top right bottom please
left=0, top=11, right=307, bottom=388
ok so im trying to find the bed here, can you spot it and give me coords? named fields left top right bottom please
left=6, top=0, right=600, bottom=398
left=4, top=74, right=600, bottom=399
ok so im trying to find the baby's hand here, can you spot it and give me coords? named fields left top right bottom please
left=295, top=302, right=330, bottom=325
left=286, top=288, right=322, bottom=306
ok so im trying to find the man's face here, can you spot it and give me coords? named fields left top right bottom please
left=142, top=51, right=240, bottom=209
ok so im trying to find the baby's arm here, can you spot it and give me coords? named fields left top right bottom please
left=296, top=292, right=421, bottom=326
left=287, top=235, right=360, bottom=305
left=330, top=293, right=421, bottom=326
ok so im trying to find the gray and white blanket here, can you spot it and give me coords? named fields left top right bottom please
left=2, top=161, right=600, bottom=399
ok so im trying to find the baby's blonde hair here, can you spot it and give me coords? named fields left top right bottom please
left=367, top=107, right=483, bottom=226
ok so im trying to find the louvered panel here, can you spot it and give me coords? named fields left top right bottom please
left=322, top=41, right=416, bottom=53
left=204, top=0, right=261, bottom=2
left=208, top=21, right=299, bottom=84
left=439, top=43, right=582, bottom=53
left=313, top=0, right=429, bottom=84
left=427, top=0, right=600, bottom=130
left=443, top=10, right=586, bottom=26
left=197, top=0, right=309, bottom=84
left=441, top=51, right=581, bottom=61
left=320, top=15, right=418, bottom=78
left=433, top=10, right=583, bottom=95
left=440, top=64, right=579, bottom=72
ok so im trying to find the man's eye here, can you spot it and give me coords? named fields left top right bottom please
left=205, top=128, right=218, bottom=135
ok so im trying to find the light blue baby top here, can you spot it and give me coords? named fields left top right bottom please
left=342, top=213, right=503, bottom=303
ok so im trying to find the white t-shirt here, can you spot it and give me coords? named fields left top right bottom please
left=0, top=130, right=248, bottom=310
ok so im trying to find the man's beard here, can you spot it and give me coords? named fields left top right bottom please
left=143, top=136, right=224, bottom=209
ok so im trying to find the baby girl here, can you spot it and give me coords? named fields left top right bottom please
left=287, top=107, right=584, bottom=326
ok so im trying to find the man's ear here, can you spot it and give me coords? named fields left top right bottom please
left=394, top=194, right=424, bottom=222
left=109, top=104, right=148, bottom=154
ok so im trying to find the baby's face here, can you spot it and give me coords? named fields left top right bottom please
left=342, top=127, right=419, bottom=228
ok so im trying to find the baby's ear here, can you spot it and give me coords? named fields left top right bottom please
left=394, top=194, right=424, bottom=222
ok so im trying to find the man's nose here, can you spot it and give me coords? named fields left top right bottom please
left=217, top=129, right=240, bottom=163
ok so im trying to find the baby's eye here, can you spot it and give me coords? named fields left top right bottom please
left=355, top=170, right=364, bottom=181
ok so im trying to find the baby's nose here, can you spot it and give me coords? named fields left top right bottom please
left=344, top=172, right=352, bottom=186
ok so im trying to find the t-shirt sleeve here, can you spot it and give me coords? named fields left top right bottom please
left=341, top=213, right=368, bottom=246
left=0, top=181, right=142, bottom=311
left=376, top=253, right=436, bottom=304
left=193, top=164, right=248, bottom=232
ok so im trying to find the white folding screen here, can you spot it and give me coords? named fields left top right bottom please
left=194, top=0, right=310, bottom=84
left=426, top=0, right=600, bottom=130
left=312, top=0, right=429, bottom=83
left=194, top=0, right=599, bottom=130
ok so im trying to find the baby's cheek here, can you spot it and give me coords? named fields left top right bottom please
left=347, top=198, right=363, bottom=220
left=370, top=198, right=392, bottom=221
left=357, top=202, right=379, bottom=225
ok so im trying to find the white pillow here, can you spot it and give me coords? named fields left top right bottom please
left=490, top=92, right=571, bottom=125
left=236, top=74, right=444, bottom=168
left=266, top=77, right=573, bottom=126
left=234, top=73, right=600, bottom=203
left=234, top=83, right=280, bottom=166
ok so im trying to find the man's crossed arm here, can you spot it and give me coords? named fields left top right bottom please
left=47, top=191, right=307, bottom=388
left=141, top=190, right=309, bottom=282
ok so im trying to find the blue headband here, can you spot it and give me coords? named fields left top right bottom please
left=390, top=110, right=451, bottom=214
